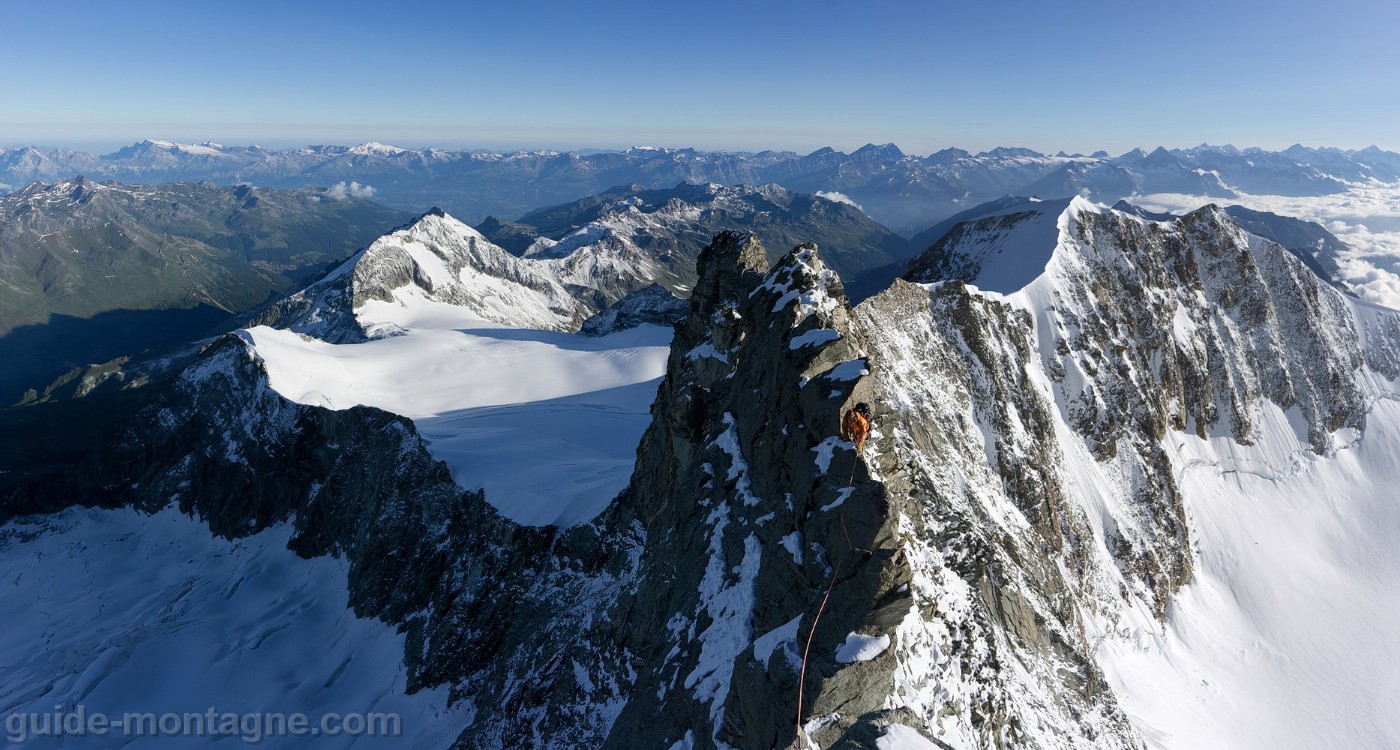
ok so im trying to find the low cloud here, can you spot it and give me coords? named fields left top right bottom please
left=1133, top=183, right=1400, bottom=310
left=816, top=190, right=864, bottom=211
left=325, top=181, right=376, bottom=200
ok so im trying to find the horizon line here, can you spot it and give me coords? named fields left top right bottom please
left=3, top=138, right=1397, bottom=161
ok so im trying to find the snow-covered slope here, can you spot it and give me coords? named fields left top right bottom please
left=242, top=210, right=675, bottom=525
left=4, top=326, right=650, bottom=748
left=905, top=196, right=1074, bottom=292
left=1096, top=396, right=1400, bottom=749
left=254, top=210, right=592, bottom=341
left=242, top=304, right=670, bottom=527
left=873, top=198, right=1400, bottom=747
left=0, top=506, right=473, bottom=749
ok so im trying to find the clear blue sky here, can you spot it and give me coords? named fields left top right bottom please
left=3, top=0, right=1397, bottom=155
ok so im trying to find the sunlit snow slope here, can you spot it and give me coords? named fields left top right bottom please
left=865, top=196, right=1400, bottom=749
left=1094, top=398, right=1400, bottom=749
left=1004, top=200, right=1400, bottom=748
left=243, top=296, right=671, bottom=527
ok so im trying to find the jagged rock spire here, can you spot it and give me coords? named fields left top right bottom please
left=601, top=232, right=900, bottom=749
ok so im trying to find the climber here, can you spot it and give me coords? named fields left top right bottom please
left=840, top=402, right=871, bottom=452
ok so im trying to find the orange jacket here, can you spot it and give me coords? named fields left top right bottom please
left=841, top=409, right=870, bottom=447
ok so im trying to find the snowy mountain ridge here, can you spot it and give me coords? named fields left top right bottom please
left=8, top=140, right=1400, bottom=235
left=5, top=199, right=1400, bottom=748
left=253, top=197, right=829, bottom=342
left=528, top=184, right=797, bottom=292
left=491, top=181, right=916, bottom=300
left=251, top=210, right=593, bottom=340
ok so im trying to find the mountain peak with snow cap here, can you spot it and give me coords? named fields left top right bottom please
left=907, top=195, right=1329, bottom=298
left=252, top=209, right=589, bottom=340
left=347, top=141, right=412, bottom=156
left=1140, top=145, right=1178, bottom=163
left=905, top=194, right=1080, bottom=293
left=1114, top=146, right=1149, bottom=162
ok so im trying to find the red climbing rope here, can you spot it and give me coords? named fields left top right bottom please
left=794, top=554, right=842, bottom=748
left=794, top=446, right=861, bottom=749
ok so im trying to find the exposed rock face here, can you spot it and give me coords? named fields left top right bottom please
left=902, top=200, right=1394, bottom=618
left=1048, top=204, right=1369, bottom=451
left=596, top=233, right=901, bottom=749
left=854, top=280, right=1144, bottom=747
left=1220, top=204, right=1352, bottom=293
left=580, top=283, right=688, bottom=336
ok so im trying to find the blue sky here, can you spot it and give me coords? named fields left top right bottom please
left=3, top=0, right=1397, bottom=155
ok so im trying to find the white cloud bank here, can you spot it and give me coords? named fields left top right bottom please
left=816, top=190, right=864, bottom=211
left=1133, top=183, right=1400, bottom=309
left=325, top=180, right=376, bottom=200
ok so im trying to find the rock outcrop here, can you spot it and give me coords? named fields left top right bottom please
left=579, top=283, right=689, bottom=336
left=595, top=233, right=900, bottom=748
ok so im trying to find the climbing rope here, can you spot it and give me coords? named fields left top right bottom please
left=794, top=443, right=862, bottom=749
left=794, top=552, right=842, bottom=748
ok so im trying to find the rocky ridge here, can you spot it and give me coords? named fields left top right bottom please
left=579, top=283, right=688, bottom=336
left=493, top=182, right=915, bottom=295
left=6, top=200, right=1400, bottom=748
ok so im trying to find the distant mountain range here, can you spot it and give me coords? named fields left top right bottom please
left=0, top=178, right=409, bottom=403
left=0, top=173, right=1361, bottom=411
left=4, top=140, right=1398, bottom=235
left=477, top=182, right=917, bottom=301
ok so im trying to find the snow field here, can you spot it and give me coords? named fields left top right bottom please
left=1094, top=397, right=1400, bottom=750
left=243, top=297, right=671, bottom=527
left=0, top=506, right=473, bottom=749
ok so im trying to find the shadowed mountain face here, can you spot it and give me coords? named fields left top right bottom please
left=2, top=307, right=228, bottom=405
left=1221, top=204, right=1353, bottom=291
left=0, top=178, right=410, bottom=400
